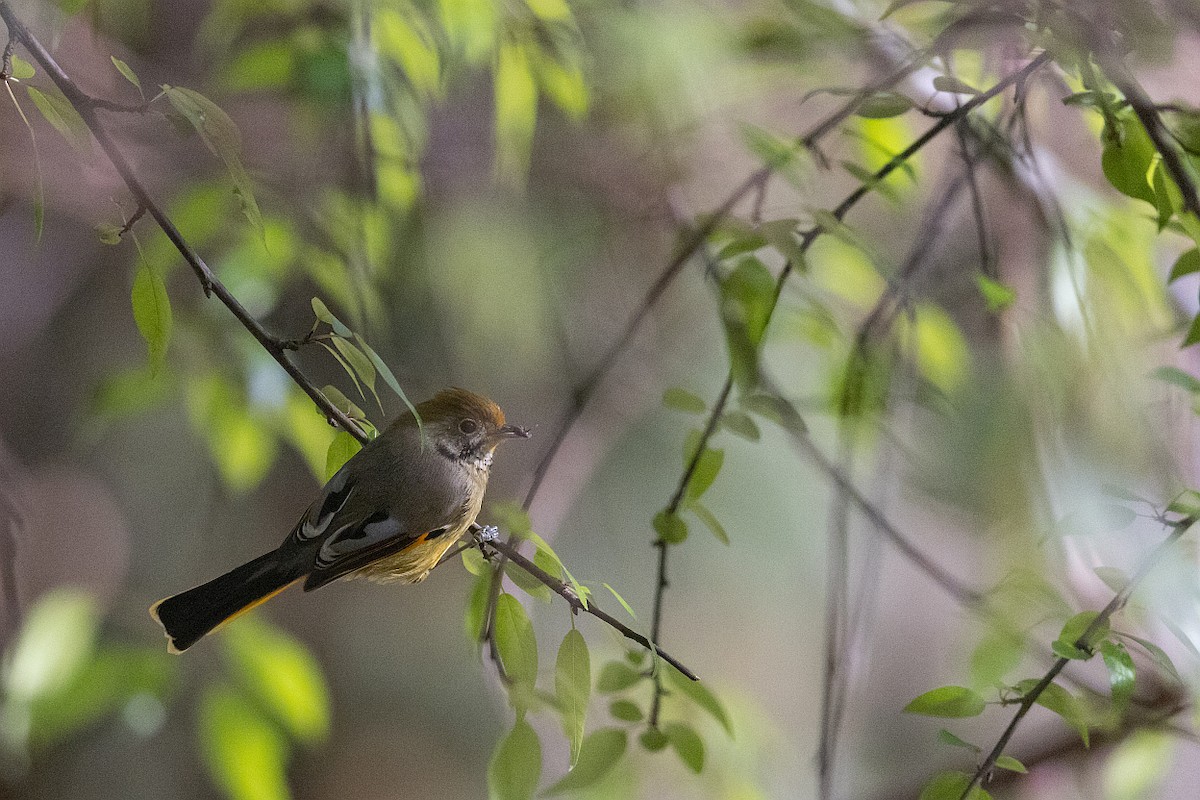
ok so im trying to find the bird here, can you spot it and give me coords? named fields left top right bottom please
left=150, top=387, right=530, bottom=653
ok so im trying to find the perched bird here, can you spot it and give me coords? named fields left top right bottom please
left=151, top=388, right=529, bottom=653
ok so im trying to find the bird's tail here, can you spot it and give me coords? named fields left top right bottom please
left=150, top=550, right=302, bottom=653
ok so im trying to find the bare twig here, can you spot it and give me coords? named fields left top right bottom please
left=0, top=2, right=370, bottom=445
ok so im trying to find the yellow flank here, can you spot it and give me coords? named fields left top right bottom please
left=351, top=528, right=469, bottom=584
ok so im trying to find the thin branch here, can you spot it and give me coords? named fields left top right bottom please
left=958, top=519, right=1194, bottom=799
left=0, top=3, right=370, bottom=445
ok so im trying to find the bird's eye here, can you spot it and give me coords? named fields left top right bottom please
left=459, top=419, right=479, bottom=435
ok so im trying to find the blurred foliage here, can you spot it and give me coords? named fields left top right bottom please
left=6, top=0, right=1200, bottom=797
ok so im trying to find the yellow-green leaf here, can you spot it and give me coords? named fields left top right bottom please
left=131, top=260, right=172, bottom=375
left=555, top=629, right=590, bottom=767
left=199, top=685, right=290, bottom=800
left=489, top=719, right=541, bottom=800
left=543, top=728, right=626, bottom=795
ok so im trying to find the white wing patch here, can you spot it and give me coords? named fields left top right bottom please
left=298, top=471, right=355, bottom=541
left=315, top=514, right=402, bottom=568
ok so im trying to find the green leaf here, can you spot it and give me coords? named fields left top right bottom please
left=493, top=41, right=538, bottom=185
left=131, top=259, right=173, bottom=376
left=325, top=430, right=362, bottom=482
left=1017, top=679, right=1089, bottom=746
left=331, top=336, right=381, bottom=410
left=855, top=91, right=914, bottom=119
left=96, top=222, right=123, bottom=245
left=493, top=501, right=533, bottom=538
left=199, top=685, right=290, bottom=800
left=353, top=334, right=419, bottom=422
left=720, top=257, right=776, bottom=390
left=969, top=627, right=1024, bottom=688
left=995, top=756, right=1027, bottom=774
left=662, top=387, right=707, bottom=414
left=664, top=722, right=704, bottom=773
left=740, top=392, right=806, bottom=432
left=489, top=719, right=542, bottom=800
left=596, top=661, right=642, bottom=693
left=222, top=616, right=330, bottom=743
left=1093, top=567, right=1129, bottom=593
left=977, top=275, right=1016, bottom=312
left=1151, top=366, right=1200, bottom=393
left=465, top=572, right=491, bottom=642
left=664, top=664, right=733, bottom=736
left=1168, top=488, right=1200, bottom=517
left=903, top=686, right=986, bottom=718
left=1104, top=730, right=1176, bottom=800
left=689, top=501, right=730, bottom=545
left=462, top=546, right=489, bottom=576
left=1101, top=112, right=1157, bottom=206
left=111, top=56, right=143, bottom=95
left=505, top=562, right=553, bottom=603
left=5, top=590, right=98, bottom=703
left=1184, top=315, right=1200, bottom=348
left=932, top=75, right=980, bottom=95
left=936, top=729, right=980, bottom=752
left=1056, top=611, right=1109, bottom=654
left=609, top=700, right=643, bottom=722
left=601, top=583, right=637, bottom=620
left=26, top=86, right=90, bottom=150
left=555, top=630, right=590, bottom=768
left=1099, top=640, right=1135, bottom=718
left=918, top=771, right=991, bottom=800
left=684, top=447, right=724, bottom=502
left=653, top=509, right=688, bottom=545
left=1169, top=248, right=1200, bottom=282
left=10, top=55, right=35, bottom=80
left=638, top=727, right=668, bottom=752
left=495, top=593, right=539, bottom=700
left=1115, top=631, right=1182, bottom=684
left=310, top=297, right=352, bottom=337
left=719, top=410, right=760, bottom=441
left=320, top=384, right=367, bottom=424
left=318, top=340, right=364, bottom=401
left=543, top=728, right=626, bottom=795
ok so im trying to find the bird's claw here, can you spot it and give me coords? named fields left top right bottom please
left=478, top=524, right=499, bottom=543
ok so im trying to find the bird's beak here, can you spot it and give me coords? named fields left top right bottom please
left=498, top=423, right=531, bottom=439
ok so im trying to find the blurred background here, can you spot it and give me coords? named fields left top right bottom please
left=2, top=0, right=1200, bottom=798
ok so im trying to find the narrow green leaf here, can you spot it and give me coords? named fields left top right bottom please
left=1099, top=640, right=1135, bottom=718
left=325, top=430, right=362, bottom=482
left=995, top=756, right=1027, bottom=774
left=353, top=334, right=420, bottom=423
left=199, top=685, right=290, bottom=800
left=664, top=722, right=704, bottom=773
left=662, top=387, right=707, bottom=414
left=684, top=447, right=724, bottom=502
left=489, top=719, right=541, bottom=800
left=465, top=572, right=491, bottom=642
left=222, top=616, right=330, bottom=743
left=1169, top=249, right=1200, bottom=282
left=542, top=728, right=626, bottom=796
left=1168, top=488, right=1200, bottom=517
left=332, top=336, right=382, bottom=411
left=932, top=75, right=980, bottom=95
left=903, top=686, right=986, bottom=718
left=1115, top=631, right=1182, bottom=684
left=555, top=630, right=590, bottom=768
left=976, top=275, right=1016, bottom=312
left=131, top=259, right=173, bottom=376
left=596, top=661, right=641, bottom=693
left=609, top=700, right=643, bottom=722
left=6, top=80, right=45, bottom=242
left=653, top=509, right=688, bottom=544
left=111, top=56, right=143, bottom=95
left=1184, top=315, right=1200, bottom=348
left=318, top=340, right=365, bottom=401
left=600, top=583, right=636, bottom=620
left=689, top=501, right=730, bottom=545
left=310, top=297, right=352, bottom=336
left=320, top=384, right=367, bottom=422
left=1151, top=366, right=1200, bottom=393
left=740, top=392, right=807, bottom=432
left=494, top=593, right=539, bottom=699
left=855, top=91, right=914, bottom=118
left=26, top=86, right=90, bottom=150
left=664, top=664, right=732, bottom=736
left=1017, top=679, right=1089, bottom=746
left=720, top=257, right=775, bottom=390
left=937, top=729, right=980, bottom=752
left=493, top=41, right=538, bottom=184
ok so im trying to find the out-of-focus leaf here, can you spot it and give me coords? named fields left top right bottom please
left=720, top=257, right=776, bottom=390
left=689, top=501, right=729, bottom=545
left=903, top=686, right=986, bottom=718
left=652, top=509, right=687, bottom=545
left=131, top=259, right=172, bottom=375
left=493, top=41, right=537, bottom=184
left=10, top=55, right=35, bottom=80
left=1016, top=678, right=1089, bottom=746
left=494, top=593, right=539, bottom=702
left=936, top=729, right=979, bottom=752
left=199, top=685, right=290, bottom=800
left=223, top=617, right=330, bottom=744
left=639, top=727, right=668, bottom=751
left=665, top=664, right=733, bottom=736
left=918, top=771, right=991, bottom=800
left=26, top=86, right=90, bottom=151
left=932, top=75, right=979, bottom=95
left=969, top=627, right=1024, bottom=689
left=505, top=562, right=553, bottom=603
left=609, top=700, right=642, bottom=722
left=1169, top=249, right=1200, bottom=282
left=374, top=8, right=442, bottom=98
left=741, top=393, right=807, bottom=432
left=977, top=275, right=1016, bottom=311
left=1104, top=730, right=1175, bottom=800
left=663, top=387, right=706, bottom=414
left=5, top=590, right=98, bottom=702
left=684, top=447, right=724, bottom=502
left=111, top=57, right=143, bottom=94
left=855, top=91, right=913, bottom=118
left=664, top=722, right=704, bottom=773
left=489, top=719, right=541, bottom=800
left=555, top=629, right=590, bottom=767
left=719, top=410, right=760, bottom=441
left=465, top=572, right=491, bottom=642
left=223, top=42, right=295, bottom=92
left=1055, top=611, right=1109, bottom=654
left=596, top=662, right=641, bottom=693
left=543, top=728, right=626, bottom=795
left=995, top=756, right=1027, bottom=774
left=1151, top=366, right=1200, bottom=393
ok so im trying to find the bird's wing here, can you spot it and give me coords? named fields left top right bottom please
left=291, top=459, right=465, bottom=591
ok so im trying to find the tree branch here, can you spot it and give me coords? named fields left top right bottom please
left=0, top=2, right=370, bottom=445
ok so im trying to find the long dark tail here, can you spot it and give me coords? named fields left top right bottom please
left=150, top=550, right=302, bottom=653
